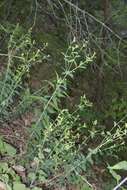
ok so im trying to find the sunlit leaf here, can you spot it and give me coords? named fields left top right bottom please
left=110, top=161, right=127, bottom=170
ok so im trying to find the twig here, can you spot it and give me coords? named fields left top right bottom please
left=113, top=177, right=127, bottom=190
left=62, top=0, right=122, bottom=40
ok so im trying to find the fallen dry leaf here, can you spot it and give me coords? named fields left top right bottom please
left=12, top=165, right=26, bottom=183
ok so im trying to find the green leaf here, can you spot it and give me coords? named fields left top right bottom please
left=0, top=137, right=16, bottom=156
left=44, top=148, right=51, bottom=153
left=110, top=161, right=127, bottom=170
left=28, top=172, right=36, bottom=181
left=4, top=142, right=16, bottom=156
left=32, top=187, right=42, bottom=190
left=93, top=120, right=97, bottom=125
left=0, top=138, right=6, bottom=154
left=13, top=182, right=27, bottom=190
left=0, top=162, right=9, bottom=172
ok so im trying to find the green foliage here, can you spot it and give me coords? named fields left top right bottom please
left=0, top=24, right=46, bottom=120
left=110, top=161, right=127, bottom=170
left=108, top=161, right=127, bottom=182
left=0, top=0, right=127, bottom=189
left=0, top=137, right=16, bottom=156
left=25, top=40, right=127, bottom=188
left=0, top=162, right=21, bottom=190
left=0, top=161, right=42, bottom=190
left=105, top=97, right=127, bottom=121
left=0, top=29, right=127, bottom=188
left=0, top=29, right=95, bottom=189
left=25, top=41, right=95, bottom=188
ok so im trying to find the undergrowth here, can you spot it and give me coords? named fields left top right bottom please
left=0, top=24, right=127, bottom=190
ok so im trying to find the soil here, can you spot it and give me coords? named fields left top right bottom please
left=0, top=112, right=34, bottom=152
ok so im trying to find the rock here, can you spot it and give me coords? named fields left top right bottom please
left=0, top=182, right=6, bottom=190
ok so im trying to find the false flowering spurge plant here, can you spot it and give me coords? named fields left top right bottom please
left=29, top=96, right=127, bottom=188
left=26, top=40, right=96, bottom=189
left=1, top=31, right=127, bottom=189
left=0, top=24, right=47, bottom=120
left=28, top=40, right=127, bottom=189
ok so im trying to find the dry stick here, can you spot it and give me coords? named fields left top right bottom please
left=62, top=0, right=122, bottom=40
left=113, top=177, right=127, bottom=190
left=31, top=0, right=38, bottom=29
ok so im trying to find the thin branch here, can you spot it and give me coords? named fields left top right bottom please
left=113, top=177, right=127, bottom=190
left=62, top=0, right=122, bottom=40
